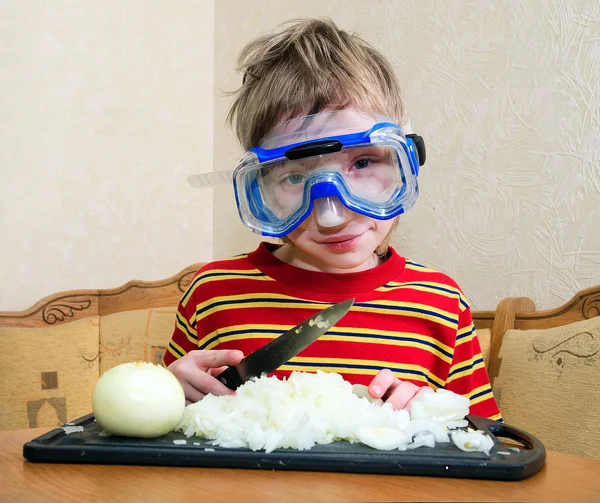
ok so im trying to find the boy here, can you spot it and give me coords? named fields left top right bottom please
left=163, top=18, right=501, bottom=421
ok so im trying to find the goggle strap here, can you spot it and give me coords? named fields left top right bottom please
left=406, top=134, right=426, bottom=166
left=285, top=139, right=343, bottom=160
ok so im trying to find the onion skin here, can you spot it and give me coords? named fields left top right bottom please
left=92, top=362, right=185, bottom=438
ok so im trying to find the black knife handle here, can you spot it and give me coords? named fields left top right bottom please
left=215, top=366, right=244, bottom=390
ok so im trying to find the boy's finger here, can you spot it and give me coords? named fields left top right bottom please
left=195, top=370, right=237, bottom=397
left=368, top=368, right=397, bottom=398
left=404, top=386, right=434, bottom=413
left=181, top=382, right=206, bottom=405
left=191, top=349, right=244, bottom=370
left=384, top=381, right=420, bottom=410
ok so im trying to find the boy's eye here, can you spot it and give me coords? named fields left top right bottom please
left=285, top=173, right=305, bottom=184
left=353, top=159, right=371, bottom=170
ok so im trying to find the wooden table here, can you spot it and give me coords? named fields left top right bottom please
left=2, top=428, right=600, bottom=503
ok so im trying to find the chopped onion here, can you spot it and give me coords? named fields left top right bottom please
left=407, top=433, right=435, bottom=449
left=439, top=419, right=469, bottom=429
left=451, top=428, right=495, bottom=455
left=351, top=384, right=384, bottom=406
left=403, top=419, right=450, bottom=443
left=409, top=388, right=470, bottom=422
left=178, top=371, right=410, bottom=453
left=60, top=425, right=84, bottom=435
left=92, top=361, right=185, bottom=438
left=177, top=372, right=485, bottom=454
left=355, top=426, right=410, bottom=451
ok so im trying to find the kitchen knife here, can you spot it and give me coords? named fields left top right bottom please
left=215, top=298, right=354, bottom=390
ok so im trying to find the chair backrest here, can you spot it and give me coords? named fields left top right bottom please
left=490, top=286, right=600, bottom=459
left=0, top=263, right=203, bottom=430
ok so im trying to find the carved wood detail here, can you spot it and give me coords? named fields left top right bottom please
left=0, top=263, right=204, bottom=328
left=514, top=285, right=600, bottom=331
left=42, top=298, right=93, bottom=325
left=582, top=294, right=600, bottom=319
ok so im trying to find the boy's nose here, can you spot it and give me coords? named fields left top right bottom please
left=314, top=196, right=349, bottom=228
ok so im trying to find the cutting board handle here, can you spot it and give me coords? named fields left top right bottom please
left=468, top=415, right=546, bottom=454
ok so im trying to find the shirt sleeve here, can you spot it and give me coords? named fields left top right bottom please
left=444, top=304, right=503, bottom=421
left=162, top=284, right=200, bottom=368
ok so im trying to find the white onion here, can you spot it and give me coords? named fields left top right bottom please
left=351, top=384, right=384, bottom=406
left=355, top=426, right=409, bottom=451
left=404, top=419, right=450, bottom=443
left=177, top=371, right=494, bottom=455
left=178, top=371, right=410, bottom=452
left=92, top=361, right=185, bottom=438
left=407, top=432, right=435, bottom=449
left=409, top=388, right=470, bottom=422
left=451, top=428, right=495, bottom=455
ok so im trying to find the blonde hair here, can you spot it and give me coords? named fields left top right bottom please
left=227, top=18, right=406, bottom=151
left=227, top=18, right=405, bottom=256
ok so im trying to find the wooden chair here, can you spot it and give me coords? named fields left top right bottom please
left=0, top=264, right=202, bottom=430
left=489, top=286, right=600, bottom=459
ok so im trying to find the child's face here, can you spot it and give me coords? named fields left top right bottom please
left=262, top=108, right=398, bottom=272
left=284, top=205, right=395, bottom=272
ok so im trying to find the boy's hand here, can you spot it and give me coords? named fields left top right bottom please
left=368, top=369, right=433, bottom=411
left=168, top=349, right=244, bottom=405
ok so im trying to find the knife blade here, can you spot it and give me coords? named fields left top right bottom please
left=215, top=298, right=354, bottom=390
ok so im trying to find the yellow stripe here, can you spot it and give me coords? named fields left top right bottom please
left=379, top=281, right=470, bottom=313
left=377, top=281, right=461, bottom=298
left=449, top=353, right=480, bottom=373
left=192, top=294, right=326, bottom=325
left=285, top=356, right=444, bottom=388
left=176, top=312, right=197, bottom=346
left=455, top=332, right=476, bottom=346
left=464, top=383, right=492, bottom=400
left=455, top=323, right=476, bottom=347
left=182, top=269, right=273, bottom=307
left=192, top=295, right=457, bottom=330
left=198, top=330, right=276, bottom=350
left=215, top=253, right=249, bottom=262
left=469, top=387, right=494, bottom=407
left=321, top=335, right=452, bottom=363
left=184, top=336, right=444, bottom=384
left=447, top=353, right=484, bottom=382
left=166, top=339, right=186, bottom=360
left=281, top=365, right=436, bottom=387
left=198, top=323, right=454, bottom=363
left=280, top=365, right=435, bottom=386
left=404, top=261, right=438, bottom=273
left=457, top=323, right=475, bottom=337
left=466, top=384, right=491, bottom=398
left=358, top=299, right=456, bottom=318
left=352, top=303, right=457, bottom=330
left=329, top=325, right=454, bottom=355
left=446, top=361, right=486, bottom=383
left=488, top=413, right=503, bottom=421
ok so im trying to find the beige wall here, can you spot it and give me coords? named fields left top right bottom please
left=0, top=0, right=215, bottom=311
left=1, top=0, right=599, bottom=312
left=212, top=0, right=600, bottom=310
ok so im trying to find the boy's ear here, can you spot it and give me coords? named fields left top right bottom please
left=406, top=134, right=426, bottom=166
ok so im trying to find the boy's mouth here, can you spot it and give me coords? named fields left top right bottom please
left=319, top=234, right=362, bottom=252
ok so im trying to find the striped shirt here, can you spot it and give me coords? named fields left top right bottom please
left=163, top=242, right=502, bottom=421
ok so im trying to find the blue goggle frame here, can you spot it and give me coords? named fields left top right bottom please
left=233, top=122, right=424, bottom=237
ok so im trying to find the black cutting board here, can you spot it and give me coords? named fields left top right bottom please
left=23, top=414, right=545, bottom=480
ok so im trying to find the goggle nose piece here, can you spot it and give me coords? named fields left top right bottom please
left=314, top=196, right=349, bottom=228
